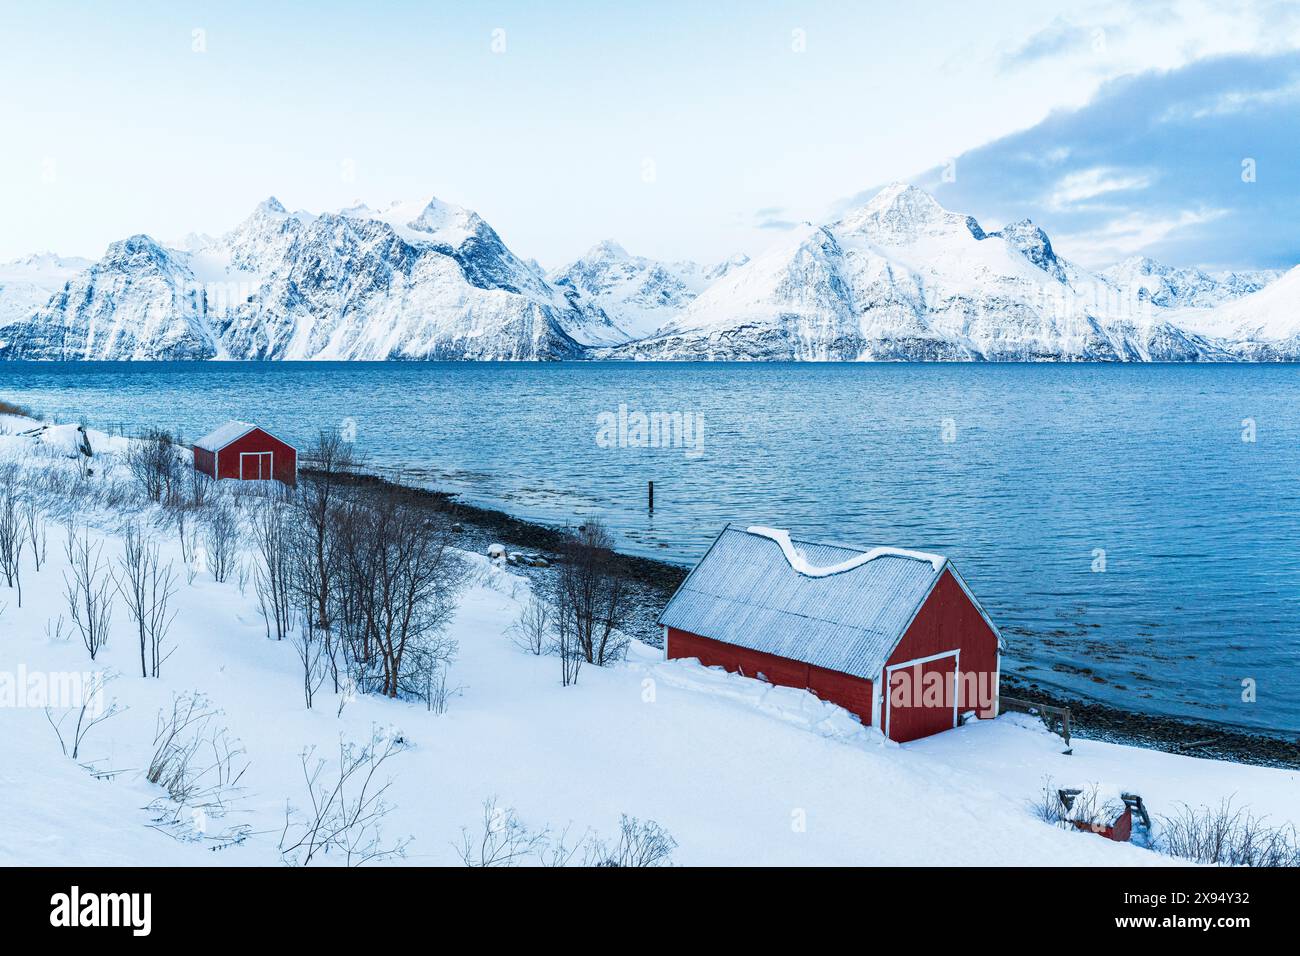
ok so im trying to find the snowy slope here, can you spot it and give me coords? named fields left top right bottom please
left=548, top=241, right=734, bottom=340
left=2, top=420, right=1296, bottom=866
left=0, top=196, right=610, bottom=361
left=1102, top=256, right=1281, bottom=310
left=1171, top=265, right=1300, bottom=360
left=0, top=253, right=94, bottom=340
left=1, top=184, right=1293, bottom=362
left=0, top=237, right=220, bottom=360
left=607, top=185, right=1226, bottom=362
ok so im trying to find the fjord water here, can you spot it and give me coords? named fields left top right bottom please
left=3, top=361, right=1297, bottom=734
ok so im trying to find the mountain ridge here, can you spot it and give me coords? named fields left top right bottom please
left=0, top=185, right=1294, bottom=361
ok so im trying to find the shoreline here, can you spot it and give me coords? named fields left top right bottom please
left=317, top=466, right=1300, bottom=770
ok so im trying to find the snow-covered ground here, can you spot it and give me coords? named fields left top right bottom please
left=1, top=415, right=1296, bottom=866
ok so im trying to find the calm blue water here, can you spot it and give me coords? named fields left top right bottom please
left=2, top=361, right=1298, bottom=734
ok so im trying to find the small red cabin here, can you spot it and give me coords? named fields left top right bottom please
left=659, top=525, right=1003, bottom=743
left=192, top=421, right=297, bottom=487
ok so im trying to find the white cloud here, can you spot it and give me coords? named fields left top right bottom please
left=1054, top=207, right=1228, bottom=267
left=1045, top=167, right=1155, bottom=209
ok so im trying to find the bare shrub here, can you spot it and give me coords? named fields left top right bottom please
left=554, top=519, right=629, bottom=666
left=509, top=593, right=550, bottom=656
left=1157, top=798, right=1300, bottom=867
left=251, top=502, right=296, bottom=642
left=0, top=399, right=35, bottom=418
left=116, top=524, right=179, bottom=677
left=63, top=526, right=114, bottom=660
left=279, top=729, right=409, bottom=867
left=146, top=693, right=248, bottom=815
left=45, top=672, right=123, bottom=762
left=456, top=800, right=677, bottom=867
left=456, top=798, right=550, bottom=867
left=126, top=428, right=183, bottom=504
left=22, top=494, right=47, bottom=571
left=585, top=815, right=677, bottom=867
left=201, top=499, right=239, bottom=583
left=0, top=482, right=24, bottom=606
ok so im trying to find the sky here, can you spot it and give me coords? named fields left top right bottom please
left=1, top=0, right=1298, bottom=269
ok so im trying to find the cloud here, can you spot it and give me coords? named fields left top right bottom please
left=911, top=50, right=1300, bottom=269
left=1054, top=207, right=1229, bottom=264
left=1000, top=18, right=1093, bottom=70
left=1045, top=167, right=1156, bottom=209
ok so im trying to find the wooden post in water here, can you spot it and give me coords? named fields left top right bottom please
left=648, top=480, right=654, bottom=511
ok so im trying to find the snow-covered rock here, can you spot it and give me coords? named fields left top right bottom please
left=548, top=240, right=726, bottom=340
left=603, top=184, right=1248, bottom=362
left=1101, top=256, right=1280, bottom=311
left=0, top=184, right=1292, bottom=362
left=1172, top=264, right=1300, bottom=360
left=1, top=236, right=219, bottom=360
left=0, top=196, right=610, bottom=361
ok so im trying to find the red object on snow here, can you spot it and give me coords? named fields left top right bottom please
left=1071, top=807, right=1133, bottom=842
left=192, top=421, right=297, bottom=487
left=660, top=525, right=1003, bottom=744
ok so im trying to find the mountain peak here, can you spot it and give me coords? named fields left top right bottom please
left=588, top=239, right=630, bottom=260
left=838, top=183, right=982, bottom=243
left=255, top=196, right=287, bottom=216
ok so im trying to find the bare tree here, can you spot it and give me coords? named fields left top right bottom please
left=252, top=502, right=296, bottom=642
left=116, top=524, right=179, bottom=678
left=295, top=428, right=360, bottom=631
left=63, top=526, right=114, bottom=660
left=541, top=574, right=583, bottom=687
left=201, top=499, right=239, bottom=583
left=0, top=485, right=24, bottom=607
left=290, top=595, right=328, bottom=709
left=554, top=520, right=629, bottom=666
left=126, top=428, right=182, bottom=504
left=509, top=592, right=551, bottom=656
left=334, top=495, right=466, bottom=699
left=279, top=729, right=409, bottom=867
left=21, top=494, right=46, bottom=572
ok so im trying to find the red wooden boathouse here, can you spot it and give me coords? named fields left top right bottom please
left=659, top=525, right=1003, bottom=743
left=192, top=421, right=297, bottom=487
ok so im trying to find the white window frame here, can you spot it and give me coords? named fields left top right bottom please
left=883, top=648, right=960, bottom=741
left=239, top=450, right=273, bottom=481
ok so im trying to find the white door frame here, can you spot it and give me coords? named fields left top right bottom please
left=239, top=450, right=273, bottom=480
left=884, top=648, right=960, bottom=741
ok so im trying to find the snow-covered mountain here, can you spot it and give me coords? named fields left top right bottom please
left=0, top=253, right=93, bottom=331
left=1101, top=257, right=1280, bottom=311
left=0, top=196, right=616, bottom=360
left=1172, top=265, right=1300, bottom=360
left=604, top=184, right=1231, bottom=361
left=1, top=184, right=1294, bottom=361
left=548, top=241, right=742, bottom=340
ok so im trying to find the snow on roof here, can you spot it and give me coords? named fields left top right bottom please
left=659, top=525, right=955, bottom=680
left=193, top=420, right=257, bottom=452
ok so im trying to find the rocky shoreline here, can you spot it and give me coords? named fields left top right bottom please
left=317, top=466, right=1300, bottom=770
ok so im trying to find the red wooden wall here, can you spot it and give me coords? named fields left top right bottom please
left=208, top=428, right=297, bottom=486
left=666, top=627, right=875, bottom=726
left=883, top=569, right=1000, bottom=741
left=666, top=567, right=1000, bottom=744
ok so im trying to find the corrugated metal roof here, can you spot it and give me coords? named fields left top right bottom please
left=193, top=420, right=256, bottom=452
left=659, top=526, right=946, bottom=680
